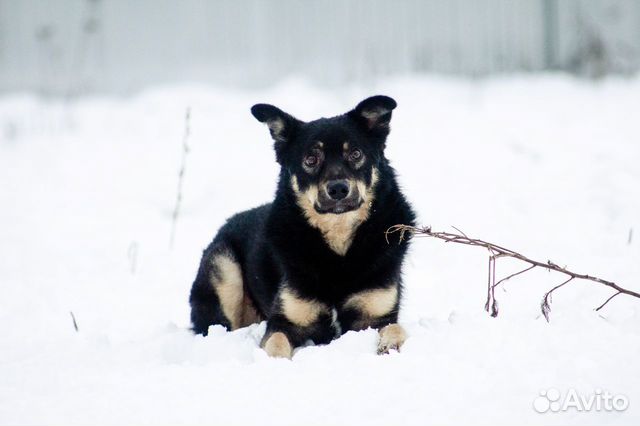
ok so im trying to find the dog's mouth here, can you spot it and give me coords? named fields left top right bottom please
left=314, top=199, right=363, bottom=215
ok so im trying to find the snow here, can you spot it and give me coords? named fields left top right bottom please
left=1, top=75, right=639, bottom=425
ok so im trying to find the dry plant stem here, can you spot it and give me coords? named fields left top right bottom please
left=541, top=277, right=574, bottom=321
left=70, top=311, right=79, bottom=332
left=385, top=225, right=640, bottom=321
left=170, top=108, right=191, bottom=248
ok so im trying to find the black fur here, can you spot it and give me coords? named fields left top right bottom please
left=189, top=95, right=415, bottom=353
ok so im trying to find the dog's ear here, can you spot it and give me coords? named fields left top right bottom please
left=251, top=103, right=301, bottom=142
left=347, top=95, right=397, bottom=136
left=251, top=103, right=302, bottom=163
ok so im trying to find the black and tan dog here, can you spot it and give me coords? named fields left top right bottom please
left=189, top=95, right=416, bottom=358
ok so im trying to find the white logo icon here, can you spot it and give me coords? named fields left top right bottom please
left=533, top=388, right=561, bottom=413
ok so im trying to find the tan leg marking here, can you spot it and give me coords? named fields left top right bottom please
left=343, top=285, right=399, bottom=330
left=210, top=254, right=263, bottom=330
left=343, top=285, right=398, bottom=318
left=262, top=332, right=293, bottom=359
left=280, top=287, right=328, bottom=327
left=290, top=169, right=379, bottom=256
left=209, top=254, right=244, bottom=330
left=377, top=323, right=407, bottom=354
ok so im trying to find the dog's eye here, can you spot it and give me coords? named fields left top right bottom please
left=304, top=155, right=318, bottom=167
left=349, top=149, right=363, bottom=162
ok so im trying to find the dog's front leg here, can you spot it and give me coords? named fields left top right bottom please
left=339, top=283, right=407, bottom=354
left=261, top=286, right=334, bottom=359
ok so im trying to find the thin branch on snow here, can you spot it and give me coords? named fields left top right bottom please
left=385, top=225, right=640, bottom=321
left=70, top=311, right=79, bottom=332
left=169, top=108, right=191, bottom=249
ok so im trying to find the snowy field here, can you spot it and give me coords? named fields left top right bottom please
left=1, top=75, right=639, bottom=425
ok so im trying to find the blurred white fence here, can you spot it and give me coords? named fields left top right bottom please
left=0, top=0, right=639, bottom=95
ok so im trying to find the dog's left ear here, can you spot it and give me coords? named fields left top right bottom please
left=347, top=95, right=397, bottom=136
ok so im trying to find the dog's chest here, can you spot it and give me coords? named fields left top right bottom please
left=307, top=205, right=370, bottom=256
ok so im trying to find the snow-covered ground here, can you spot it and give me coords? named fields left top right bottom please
left=1, top=75, right=639, bottom=425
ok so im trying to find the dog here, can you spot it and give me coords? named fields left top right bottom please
left=189, top=95, right=416, bottom=358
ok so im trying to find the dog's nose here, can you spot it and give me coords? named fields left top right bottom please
left=326, top=180, right=350, bottom=200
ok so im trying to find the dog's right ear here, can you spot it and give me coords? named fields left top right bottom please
left=251, top=104, right=301, bottom=142
left=251, top=104, right=302, bottom=164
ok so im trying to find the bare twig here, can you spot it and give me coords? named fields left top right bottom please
left=541, top=276, right=574, bottom=321
left=494, top=264, right=536, bottom=290
left=487, top=255, right=498, bottom=317
left=170, top=108, right=191, bottom=248
left=70, top=311, right=79, bottom=332
left=385, top=225, right=640, bottom=320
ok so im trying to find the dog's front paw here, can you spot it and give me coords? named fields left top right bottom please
left=261, top=331, right=293, bottom=359
left=377, top=323, right=406, bottom=355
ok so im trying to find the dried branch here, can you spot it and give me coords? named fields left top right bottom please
left=170, top=107, right=191, bottom=249
left=541, top=276, right=574, bottom=321
left=70, top=311, right=79, bottom=332
left=385, top=225, right=640, bottom=321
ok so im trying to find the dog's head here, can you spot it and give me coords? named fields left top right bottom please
left=251, top=96, right=396, bottom=216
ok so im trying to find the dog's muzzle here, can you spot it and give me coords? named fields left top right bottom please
left=315, top=179, right=362, bottom=214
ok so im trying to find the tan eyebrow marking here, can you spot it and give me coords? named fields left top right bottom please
left=343, top=142, right=350, bottom=151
